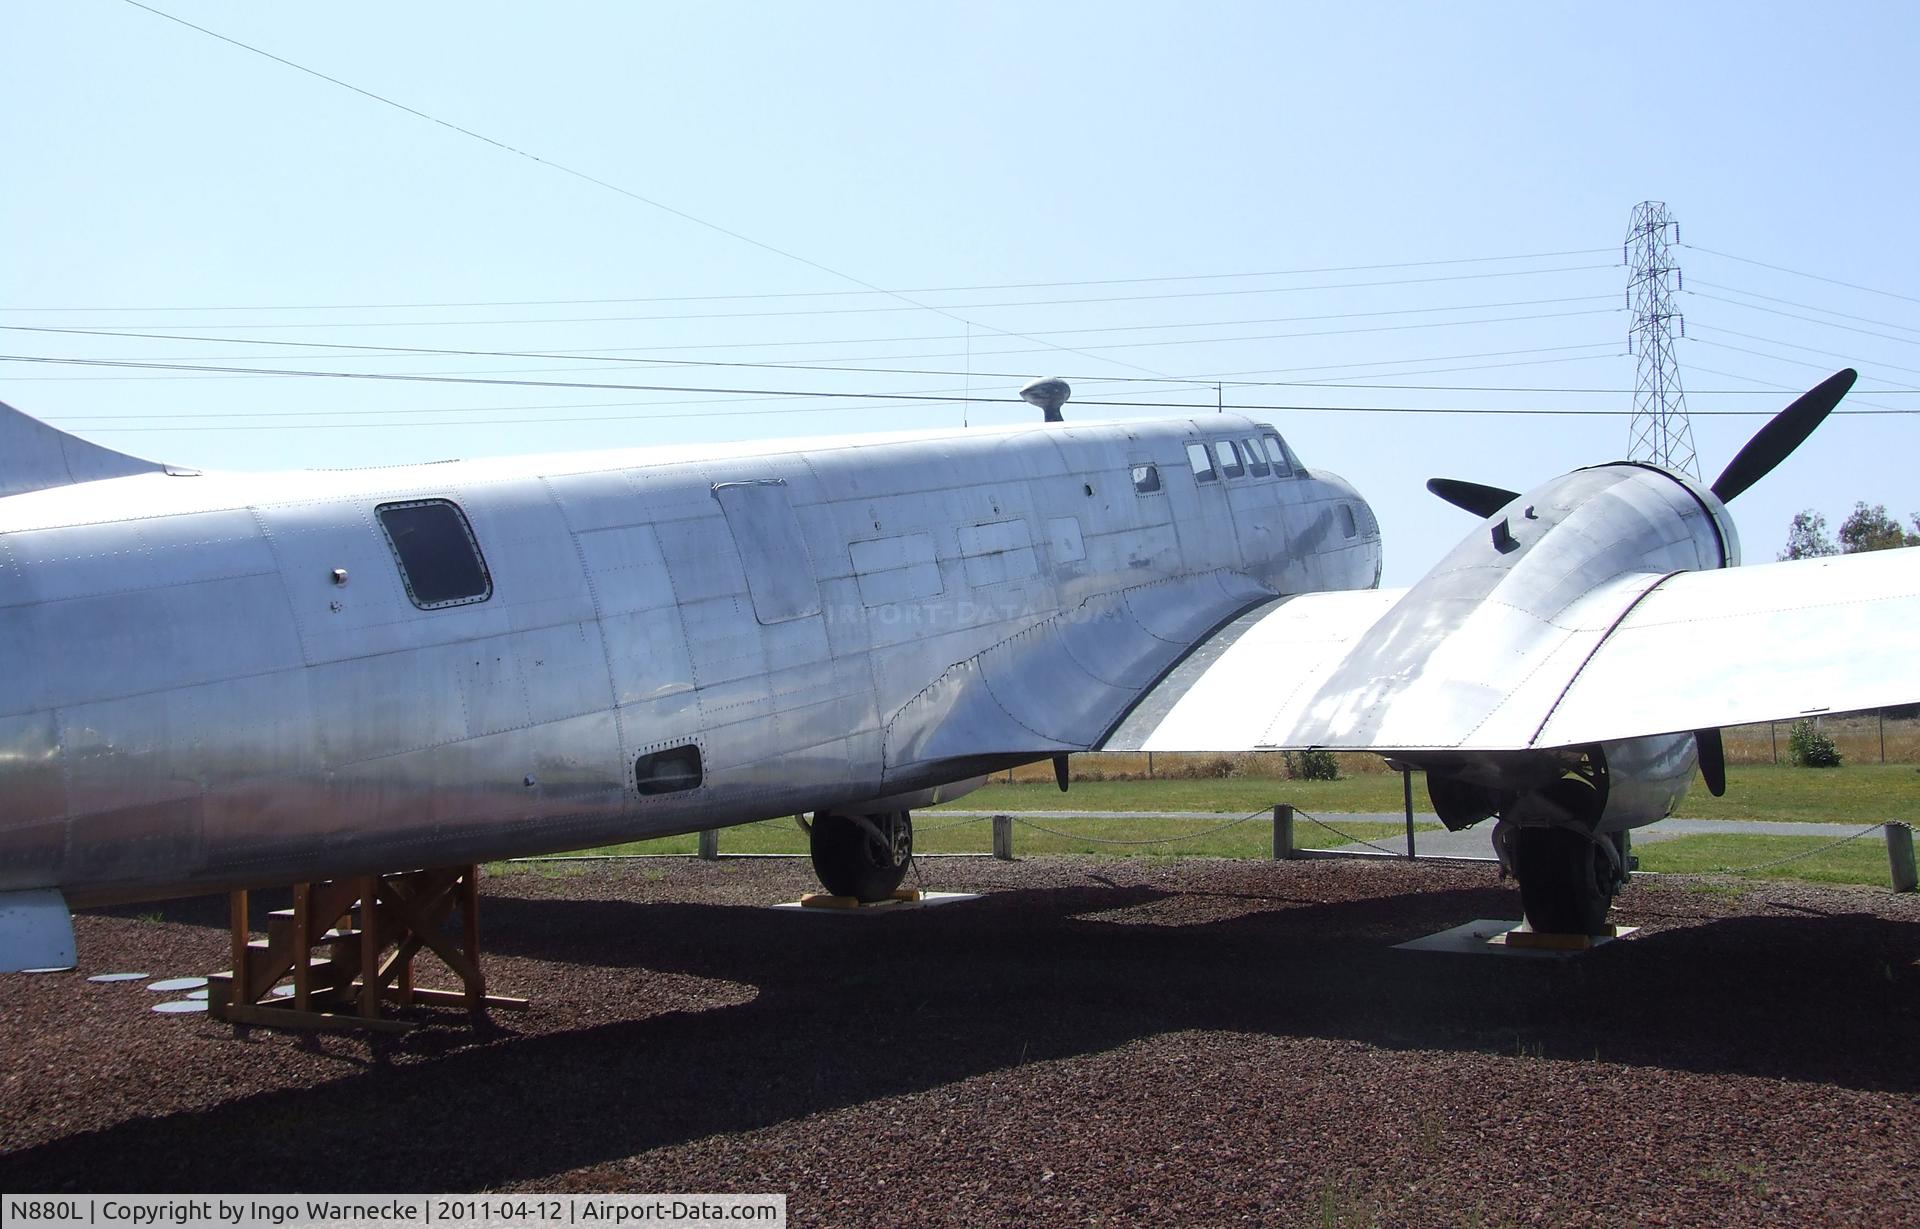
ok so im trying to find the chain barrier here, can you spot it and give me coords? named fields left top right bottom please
left=1648, top=820, right=1901, bottom=878
left=911, top=815, right=991, bottom=834
left=1291, top=808, right=1408, bottom=857
left=515, top=814, right=1910, bottom=875
left=1010, top=808, right=1267, bottom=847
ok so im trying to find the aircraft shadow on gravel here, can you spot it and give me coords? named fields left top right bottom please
left=10, top=878, right=1917, bottom=1192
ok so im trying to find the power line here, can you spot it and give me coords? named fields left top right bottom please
left=1688, top=291, right=1920, bottom=350
left=20, top=266, right=1623, bottom=332
left=1682, top=244, right=1920, bottom=308
left=1687, top=323, right=1920, bottom=382
left=0, top=300, right=1623, bottom=366
left=1690, top=280, right=1920, bottom=337
left=0, top=247, right=1621, bottom=313
left=112, top=0, right=1173, bottom=381
left=0, top=307, right=1627, bottom=381
left=0, top=297, right=1623, bottom=385
left=13, top=354, right=1914, bottom=421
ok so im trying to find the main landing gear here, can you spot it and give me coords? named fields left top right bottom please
left=807, top=810, right=914, bottom=902
left=1496, top=779, right=1627, bottom=936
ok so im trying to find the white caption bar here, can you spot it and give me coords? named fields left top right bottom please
left=1, top=1196, right=786, bottom=1229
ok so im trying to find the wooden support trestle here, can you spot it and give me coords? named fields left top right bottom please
left=207, top=864, right=527, bottom=1033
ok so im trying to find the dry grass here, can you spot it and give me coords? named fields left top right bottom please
left=1000, top=750, right=1392, bottom=784
left=1722, top=714, right=1920, bottom=766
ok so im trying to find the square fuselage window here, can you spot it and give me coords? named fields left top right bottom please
left=636, top=744, right=703, bottom=795
left=376, top=499, right=493, bottom=609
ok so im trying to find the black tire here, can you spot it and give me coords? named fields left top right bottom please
left=808, top=810, right=913, bottom=902
left=1510, top=823, right=1614, bottom=936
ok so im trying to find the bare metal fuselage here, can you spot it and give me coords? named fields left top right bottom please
left=0, top=416, right=1378, bottom=905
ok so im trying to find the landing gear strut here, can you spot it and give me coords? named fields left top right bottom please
left=808, top=810, right=913, bottom=902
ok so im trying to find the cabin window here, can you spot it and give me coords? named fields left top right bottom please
left=1131, top=463, right=1161, bottom=494
left=376, top=499, right=492, bottom=609
left=1186, top=443, right=1217, bottom=482
left=1340, top=504, right=1359, bottom=539
left=636, top=744, right=703, bottom=795
left=1214, top=439, right=1244, bottom=479
left=1241, top=438, right=1270, bottom=477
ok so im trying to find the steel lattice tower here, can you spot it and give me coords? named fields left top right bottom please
left=1624, top=201, right=1698, bottom=476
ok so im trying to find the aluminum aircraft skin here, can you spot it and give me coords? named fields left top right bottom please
left=3, top=370, right=1919, bottom=967
left=0, top=394, right=1378, bottom=968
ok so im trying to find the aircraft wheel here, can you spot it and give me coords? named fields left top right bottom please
left=1510, top=823, right=1615, bottom=936
left=808, top=810, right=913, bottom=902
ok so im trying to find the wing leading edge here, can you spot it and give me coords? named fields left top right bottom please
left=1102, top=547, right=1920, bottom=754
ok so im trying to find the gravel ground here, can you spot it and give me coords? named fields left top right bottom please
left=3, top=856, right=1918, bottom=1226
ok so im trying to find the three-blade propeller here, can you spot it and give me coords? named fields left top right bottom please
left=1420, top=370, right=1859, bottom=805
left=1426, top=368, right=1859, bottom=514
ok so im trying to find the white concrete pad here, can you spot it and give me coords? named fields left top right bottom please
left=1395, top=918, right=1638, bottom=958
left=771, top=890, right=982, bottom=914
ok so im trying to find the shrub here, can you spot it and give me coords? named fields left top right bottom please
left=1787, top=720, right=1842, bottom=768
left=1283, top=748, right=1341, bottom=781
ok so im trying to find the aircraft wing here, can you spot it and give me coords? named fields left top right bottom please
left=1102, top=547, right=1920, bottom=753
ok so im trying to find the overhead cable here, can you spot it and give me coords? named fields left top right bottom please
left=0, top=247, right=1622, bottom=313
left=113, top=1, right=1173, bottom=379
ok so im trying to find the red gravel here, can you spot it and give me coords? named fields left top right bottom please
left=3, top=856, right=1918, bottom=1226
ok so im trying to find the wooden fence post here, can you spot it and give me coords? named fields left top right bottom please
left=1273, top=804, right=1295, bottom=860
left=991, top=814, right=1015, bottom=861
left=697, top=829, right=720, bottom=861
left=1889, top=823, right=1917, bottom=893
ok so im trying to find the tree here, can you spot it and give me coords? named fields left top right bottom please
left=1837, top=502, right=1919, bottom=554
left=1778, top=509, right=1838, bottom=560
left=1779, top=504, right=1919, bottom=560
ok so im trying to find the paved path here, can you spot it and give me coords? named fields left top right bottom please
left=935, top=808, right=1891, bottom=860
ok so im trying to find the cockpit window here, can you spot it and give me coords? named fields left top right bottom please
left=1213, top=439, right=1244, bottom=479
left=1262, top=433, right=1298, bottom=477
left=1340, top=504, right=1359, bottom=539
left=1186, top=443, right=1217, bottom=482
left=1131, top=463, right=1162, bottom=494
left=1241, top=438, right=1270, bottom=477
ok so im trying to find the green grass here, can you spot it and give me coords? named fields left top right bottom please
left=1669, top=763, right=1920, bottom=824
left=934, top=775, right=1421, bottom=816
left=519, top=814, right=1434, bottom=862
left=491, top=764, right=1914, bottom=886
left=1637, top=831, right=1899, bottom=887
left=934, top=763, right=1920, bottom=826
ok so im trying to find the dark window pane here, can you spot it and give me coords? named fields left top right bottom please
left=636, top=744, right=703, bottom=795
left=376, top=499, right=492, bottom=609
left=1131, top=463, right=1161, bottom=494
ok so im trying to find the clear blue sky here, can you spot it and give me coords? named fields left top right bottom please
left=6, top=1, right=1917, bottom=582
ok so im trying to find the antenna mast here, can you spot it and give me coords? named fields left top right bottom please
left=1624, top=201, right=1698, bottom=477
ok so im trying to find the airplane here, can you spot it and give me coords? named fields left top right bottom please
left=0, top=369, right=1915, bottom=973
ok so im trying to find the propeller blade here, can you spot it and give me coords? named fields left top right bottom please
left=1695, top=728, right=1726, bottom=798
left=1710, top=369, right=1857, bottom=503
left=1426, top=478, right=1519, bottom=518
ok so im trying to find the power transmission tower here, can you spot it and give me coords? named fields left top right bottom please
left=1624, top=201, right=1698, bottom=477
